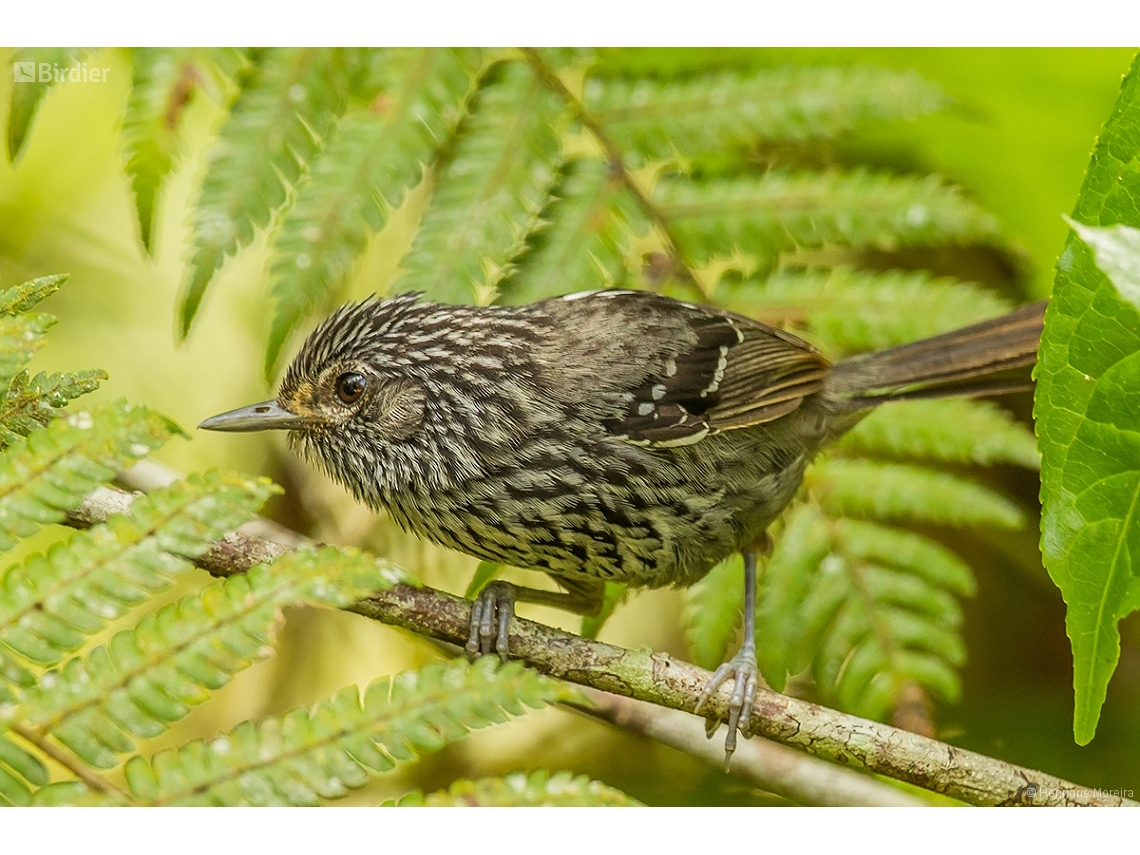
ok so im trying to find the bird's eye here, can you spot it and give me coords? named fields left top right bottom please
left=335, top=372, right=367, bottom=405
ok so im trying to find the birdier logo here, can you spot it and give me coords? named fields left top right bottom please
left=12, top=61, right=109, bottom=84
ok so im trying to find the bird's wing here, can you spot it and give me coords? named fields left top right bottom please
left=603, top=298, right=832, bottom=447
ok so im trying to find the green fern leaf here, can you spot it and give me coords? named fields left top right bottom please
left=180, top=48, right=355, bottom=339
left=499, top=157, right=650, bottom=304
left=810, top=553, right=966, bottom=719
left=16, top=545, right=401, bottom=769
left=753, top=511, right=971, bottom=719
left=398, top=769, right=640, bottom=806
left=683, top=554, right=744, bottom=670
left=0, top=470, right=275, bottom=670
left=263, top=48, right=479, bottom=374
left=123, top=48, right=245, bottom=251
left=716, top=267, right=1014, bottom=354
left=0, top=401, right=176, bottom=552
left=656, top=170, right=1000, bottom=263
left=393, top=60, right=566, bottom=306
left=0, top=315, right=56, bottom=394
left=0, top=734, right=47, bottom=806
left=832, top=519, right=976, bottom=597
left=809, top=458, right=1024, bottom=529
left=585, top=65, right=948, bottom=160
left=0, top=369, right=107, bottom=448
left=754, top=505, right=833, bottom=689
left=838, top=399, right=1040, bottom=469
left=119, top=658, right=571, bottom=805
left=7, top=48, right=82, bottom=161
left=0, top=274, right=68, bottom=316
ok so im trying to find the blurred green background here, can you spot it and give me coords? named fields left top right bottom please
left=0, top=47, right=1136, bottom=804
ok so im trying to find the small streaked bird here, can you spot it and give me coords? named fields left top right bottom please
left=201, top=289, right=1046, bottom=762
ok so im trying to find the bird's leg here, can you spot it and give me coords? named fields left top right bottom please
left=694, top=545, right=762, bottom=768
left=467, top=577, right=605, bottom=660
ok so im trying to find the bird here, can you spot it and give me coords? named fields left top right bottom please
left=200, top=289, right=1046, bottom=762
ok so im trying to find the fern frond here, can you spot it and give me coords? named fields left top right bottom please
left=264, top=48, right=479, bottom=374
left=717, top=267, right=1014, bottom=353
left=585, top=66, right=948, bottom=160
left=16, top=546, right=400, bottom=769
left=122, top=48, right=245, bottom=251
left=393, top=60, right=566, bottom=306
left=0, top=470, right=275, bottom=669
left=682, top=554, right=744, bottom=670
left=808, top=554, right=967, bottom=719
left=809, top=458, right=1024, bottom=529
left=7, top=48, right=82, bottom=161
left=754, top=505, right=833, bottom=690
left=115, top=658, right=571, bottom=805
left=656, top=170, right=1001, bottom=262
left=0, top=370, right=107, bottom=448
left=832, top=519, right=976, bottom=597
left=398, top=769, right=640, bottom=806
left=0, top=274, right=68, bottom=316
left=499, top=157, right=650, bottom=304
left=0, top=315, right=55, bottom=394
left=0, top=734, right=47, bottom=806
left=838, top=399, right=1040, bottom=469
left=180, top=48, right=354, bottom=338
left=752, top=507, right=971, bottom=718
left=0, top=401, right=176, bottom=552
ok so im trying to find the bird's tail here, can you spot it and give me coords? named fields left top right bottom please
left=826, top=300, right=1047, bottom=411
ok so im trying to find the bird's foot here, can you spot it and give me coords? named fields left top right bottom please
left=694, top=645, right=759, bottom=769
left=467, top=581, right=516, bottom=661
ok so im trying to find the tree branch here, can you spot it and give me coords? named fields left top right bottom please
left=65, top=461, right=1136, bottom=808
left=571, top=688, right=926, bottom=806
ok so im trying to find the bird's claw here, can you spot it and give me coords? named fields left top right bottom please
left=694, top=647, right=759, bottom=769
left=466, top=581, right=515, bottom=661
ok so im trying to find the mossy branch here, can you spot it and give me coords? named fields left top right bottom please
left=63, top=463, right=1134, bottom=808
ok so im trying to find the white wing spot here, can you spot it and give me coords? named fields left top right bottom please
left=651, top=384, right=667, bottom=400
left=637, top=402, right=655, bottom=416
left=663, top=358, right=677, bottom=377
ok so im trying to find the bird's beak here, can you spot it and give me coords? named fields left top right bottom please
left=198, top=400, right=310, bottom=433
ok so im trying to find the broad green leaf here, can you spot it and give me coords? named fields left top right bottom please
left=265, top=48, right=479, bottom=375
left=1067, top=220, right=1140, bottom=311
left=585, top=65, right=948, bottom=160
left=393, top=60, right=565, bottom=306
left=180, top=48, right=354, bottom=339
left=1036, top=57, right=1140, bottom=743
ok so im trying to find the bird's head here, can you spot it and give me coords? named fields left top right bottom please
left=199, top=292, right=546, bottom=506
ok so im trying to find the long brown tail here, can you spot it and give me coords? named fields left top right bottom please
left=826, top=300, right=1047, bottom=410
